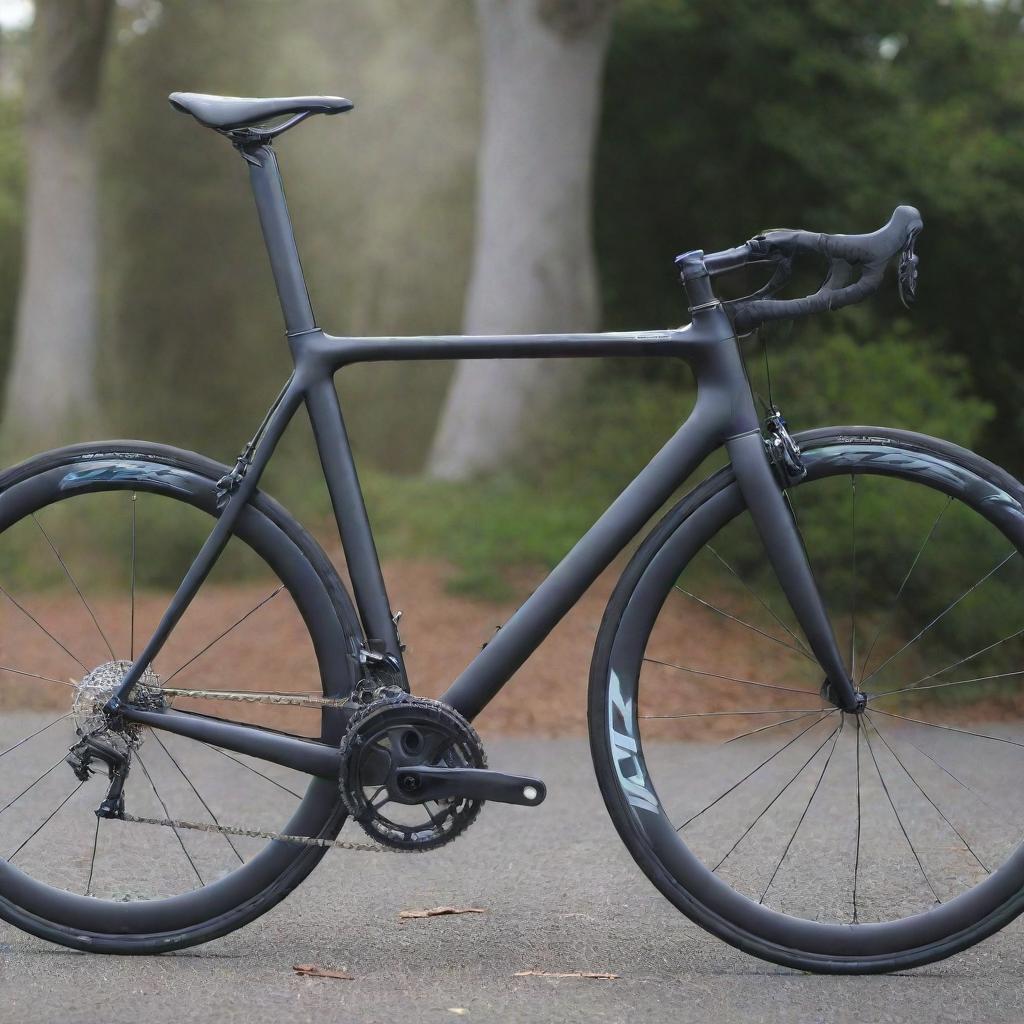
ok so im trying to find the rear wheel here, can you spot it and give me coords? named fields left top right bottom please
left=0, top=442, right=361, bottom=953
left=590, top=427, right=1024, bottom=972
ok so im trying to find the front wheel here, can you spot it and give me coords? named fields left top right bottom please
left=590, top=427, right=1024, bottom=973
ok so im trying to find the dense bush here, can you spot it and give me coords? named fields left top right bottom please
left=354, top=330, right=993, bottom=600
left=595, top=0, right=1024, bottom=471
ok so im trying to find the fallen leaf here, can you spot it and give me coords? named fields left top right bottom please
left=398, top=906, right=486, bottom=920
left=514, top=970, right=619, bottom=981
left=292, top=964, right=354, bottom=980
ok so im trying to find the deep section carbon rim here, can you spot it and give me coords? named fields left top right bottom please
left=593, top=429, right=1024, bottom=969
left=0, top=445, right=355, bottom=947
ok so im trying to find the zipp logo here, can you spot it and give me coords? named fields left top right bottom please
left=608, top=669, right=659, bottom=813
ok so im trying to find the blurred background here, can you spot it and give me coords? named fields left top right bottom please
left=0, top=0, right=1021, bottom=731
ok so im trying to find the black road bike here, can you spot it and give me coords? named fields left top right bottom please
left=0, top=93, right=1021, bottom=974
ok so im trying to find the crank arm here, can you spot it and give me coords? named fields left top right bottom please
left=392, top=766, right=546, bottom=806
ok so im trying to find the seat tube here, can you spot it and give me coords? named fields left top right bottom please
left=304, top=375, right=406, bottom=674
left=243, top=142, right=317, bottom=335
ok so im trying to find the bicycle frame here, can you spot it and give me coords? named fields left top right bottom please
left=107, top=142, right=860, bottom=779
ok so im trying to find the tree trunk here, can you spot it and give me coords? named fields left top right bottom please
left=3, top=0, right=114, bottom=442
left=427, top=0, right=614, bottom=480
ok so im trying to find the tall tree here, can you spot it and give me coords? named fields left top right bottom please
left=427, top=0, right=615, bottom=480
left=3, top=0, right=114, bottom=441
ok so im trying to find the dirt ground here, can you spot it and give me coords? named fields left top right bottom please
left=0, top=556, right=835, bottom=738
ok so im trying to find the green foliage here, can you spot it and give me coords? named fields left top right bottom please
left=353, top=330, right=991, bottom=599
left=596, top=0, right=1024, bottom=471
left=691, top=331, right=993, bottom=602
left=764, top=327, right=993, bottom=444
left=0, top=487, right=271, bottom=595
left=4, top=0, right=1022, bottom=624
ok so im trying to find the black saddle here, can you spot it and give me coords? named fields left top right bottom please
left=169, top=92, right=353, bottom=134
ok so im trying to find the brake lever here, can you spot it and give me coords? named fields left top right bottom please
left=897, top=227, right=921, bottom=308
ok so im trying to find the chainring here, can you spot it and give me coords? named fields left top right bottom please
left=338, top=695, right=486, bottom=851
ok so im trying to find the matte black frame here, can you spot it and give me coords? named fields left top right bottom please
left=107, top=142, right=859, bottom=778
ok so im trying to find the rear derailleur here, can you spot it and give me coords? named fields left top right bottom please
left=65, top=733, right=132, bottom=820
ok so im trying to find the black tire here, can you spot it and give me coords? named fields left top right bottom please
left=589, top=427, right=1024, bottom=973
left=0, top=441, right=362, bottom=954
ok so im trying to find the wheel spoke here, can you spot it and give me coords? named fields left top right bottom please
left=86, top=815, right=100, bottom=897
left=865, top=714, right=989, bottom=874
left=861, top=721, right=942, bottom=905
left=870, top=708, right=1024, bottom=751
left=860, top=550, right=1017, bottom=688
left=853, top=714, right=862, bottom=923
left=33, top=514, right=117, bottom=662
left=703, top=544, right=811, bottom=657
left=712, top=722, right=840, bottom=873
left=0, top=713, right=72, bottom=762
left=136, top=751, right=204, bottom=886
left=759, top=717, right=844, bottom=903
left=151, top=732, right=244, bottom=864
left=676, top=711, right=835, bottom=831
left=673, top=587, right=813, bottom=661
left=640, top=708, right=823, bottom=721
left=0, top=665, right=73, bottom=687
left=872, top=667, right=1024, bottom=700
left=900, top=733, right=1005, bottom=822
left=8, top=781, right=84, bottom=862
left=163, top=585, right=285, bottom=684
left=723, top=710, right=825, bottom=745
left=899, top=626, right=1024, bottom=695
left=0, top=754, right=69, bottom=816
left=643, top=658, right=820, bottom=698
left=205, top=743, right=303, bottom=800
left=858, top=496, right=952, bottom=685
left=0, top=582, right=87, bottom=670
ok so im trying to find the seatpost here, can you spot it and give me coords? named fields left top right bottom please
left=240, top=143, right=317, bottom=336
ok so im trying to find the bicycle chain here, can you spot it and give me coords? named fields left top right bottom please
left=119, top=812, right=396, bottom=853
left=154, top=686, right=351, bottom=708
left=120, top=685, right=397, bottom=854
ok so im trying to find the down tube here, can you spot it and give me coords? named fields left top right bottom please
left=441, top=403, right=727, bottom=720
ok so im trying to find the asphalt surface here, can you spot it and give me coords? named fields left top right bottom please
left=1, top=733, right=1023, bottom=1024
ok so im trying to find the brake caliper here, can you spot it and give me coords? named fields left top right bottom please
left=763, top=408, right=806, bottom=486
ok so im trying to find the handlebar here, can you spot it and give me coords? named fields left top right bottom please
left=688, top=205, right=923, bottom=332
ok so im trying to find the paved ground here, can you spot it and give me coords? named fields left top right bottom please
left=1, top=736, right=1023, bottom=1024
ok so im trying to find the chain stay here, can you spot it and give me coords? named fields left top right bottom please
left=119, top=684, right=387, bottom=852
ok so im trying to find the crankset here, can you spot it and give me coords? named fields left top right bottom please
left=338, top=694, right=545, bottom=851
